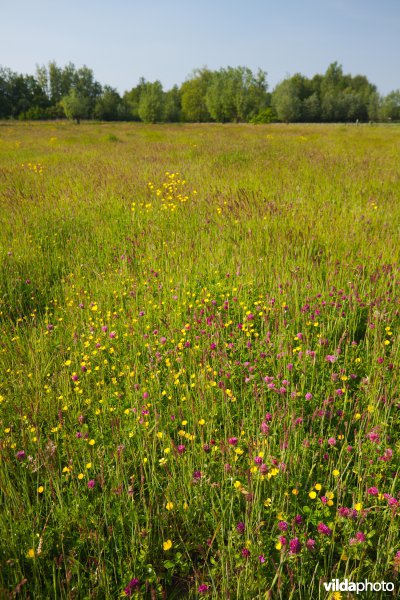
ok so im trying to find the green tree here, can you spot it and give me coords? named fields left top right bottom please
left=123, top=77, right=147, bottom=121
left=138, top=81, right=165, bottom=123
left=206, top=66, right=268, bottom=123
left=380, top=90, right=400, bottom=121
left=94, top=86, right=122, bottom=121
left=164, top=85, right=181, bottom=122
left=61, top=89, right=90, bottom=123
left=272, top=78, right=302, bottom=122
left=180, top=68, right=213, bottom=122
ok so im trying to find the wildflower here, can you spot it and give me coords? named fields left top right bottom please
left=241, top=548, right=250, bottom=558
left=193, top=470, right=202, bottom=481
left=258, top=554, right=266, bottom=563
left=165, top=502, right=174, bottom=511
left=367, top=487, right=379, bottom=496
left=228, top=437, right=238, bottom=446
left=236, top=522, right=245, bottom=533
left=306, top=538, right=316, bottom=550
left=278, top=521, right=288, bottom=531
left=163, top=539, right=173, bottom=551
left=328, top=437, right=336, bottom=446
left=305, top=392, right=313, bottom=401
left=16, top=450, right=26, bottom=461
left=289, top=537, right=302, bottom=554
left=124, top=578, right=140, bottom=596
left=198, top=584, right=210, bottom=594
left=37, top=486, right=44, bottom=494
left=87, top=480, right=95, bottom=489
left=27, top=548, right=35, bottom=558
left=309, top=491, right=317, bottom=499
left=317, top=522, right=332, bottom=536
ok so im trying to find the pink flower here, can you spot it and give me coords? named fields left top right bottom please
left=317, top=522, right=332, bottom=536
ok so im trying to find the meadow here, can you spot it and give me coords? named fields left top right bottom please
left=0, top=121, right=399, bottom=599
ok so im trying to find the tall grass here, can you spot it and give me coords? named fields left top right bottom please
left=0, top=121, right=399, bottom=599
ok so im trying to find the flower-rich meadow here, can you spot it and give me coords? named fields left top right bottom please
left=0, top=121, right=399, bottom=599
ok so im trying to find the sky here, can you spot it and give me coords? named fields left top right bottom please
left=1, top=0, right=399, bottom=95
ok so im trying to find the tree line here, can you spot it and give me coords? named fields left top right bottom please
left=0, top=61, right=399, bottom=123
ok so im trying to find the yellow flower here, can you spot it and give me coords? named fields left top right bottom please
left=275, top=541, right=282, bottom=550
left=163, top=539, right=173, bottom=551
left=333, top=469, right=340, bottom=477
left=354, top=502, right=362, bottom=511
left=234, top=481, right=242, bottom=489
left=27, top=548, right=35, bottom=558
left=86, top=462, right=92, bottom=469
left=309, top=491, right=317, bottom=499
left=198, top=419, right=205, bottom=426
left=89, top=439, right=95, bottom=446
left=314, top=483, right=322, bottom=491
left=37, top=486, right=44, bottom=494
left=292, top=488, right=299, bottom=495
left=78, top=473, right=84, bottom=480
left=165, top=501, right=174, bottom=511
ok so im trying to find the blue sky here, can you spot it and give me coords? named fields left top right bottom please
left=1, top=0, right=399, bottom=94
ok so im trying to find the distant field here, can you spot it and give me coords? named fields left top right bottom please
left=0, top=121, right=399, bottom=599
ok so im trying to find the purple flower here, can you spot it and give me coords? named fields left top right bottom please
left=124, top=578, right=139, bottom=596
left=236, top=522, right=245, bottom=533
left=305, top=392, right=313, bottom=401
left=87, top=479, right=95, bottom=489
left=177, top=444, right=185, bottom=454
left=367, top=486, right=379, bottom=496
left=241, top=548, right=250, bottom=558
left=16, top=450, right=26, bottom=461
left=193, top=470, right=202, bottom=481
left=306, top=538, right=316, bottom=550
left=289, top=537, right=302, bottom=554
left=294, top=514, right=303, bottom=525
left=317, top=522, right=332, bottom=536
left=278, top=521, right=288, bottom=532
left=228, top=437, right=238, bottom=446
left=327, top=437, right=336, bottom=446
left=198, top=584, right=210, bottom=594
left=258, top=554, right=266, bottom=563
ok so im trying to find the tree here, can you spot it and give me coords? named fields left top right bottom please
left=380, top=90, right=400, bottom=121
left=61, top=89, right=90, bottom=123
left=272, top=78, right=302, bottom=122
left=206, top=66, right=268, bottom=123
left=164, top=85, right=181, bottom=122
left=138, top=81, right=165, bottom=123
left=123, top=77, right=147, bottom=121
left=94, top=86, right=122, bottom=121
left=180, top=68, right=213, bottom=122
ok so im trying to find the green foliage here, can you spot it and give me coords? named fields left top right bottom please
left=206, top=66, right=269, bottom=122
left=61, top=89, right=90, bottom=123
left=138, top=80, right=165, bottom=123
left=380, top=89, right=400, bottom=121
left=180, top=68, right=213, bottom=122
left=0, top=60, right=397, bottom=124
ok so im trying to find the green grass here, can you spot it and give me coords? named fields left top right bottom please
left=0, top=121, right=399, bottom=599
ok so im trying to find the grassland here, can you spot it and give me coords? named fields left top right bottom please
left=0, top=121, right=399, bottom=599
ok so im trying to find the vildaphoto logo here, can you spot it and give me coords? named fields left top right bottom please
left=323, top=579, right=395, bottom=594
